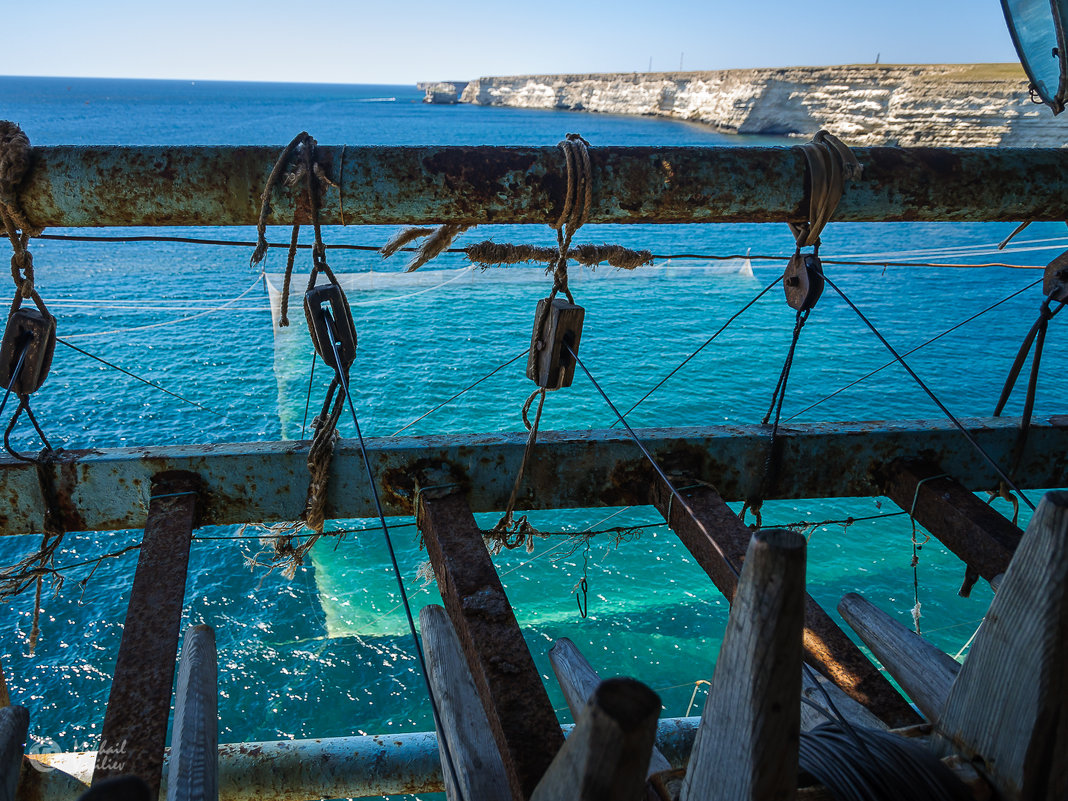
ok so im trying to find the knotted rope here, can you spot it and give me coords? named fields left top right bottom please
left=465, top=241, right=652, bottom=271
left=249, top=133, right=350, bottom=575
left=788, top=130, right=861, bottom=252
left=548, top=133, right=592, bottom=303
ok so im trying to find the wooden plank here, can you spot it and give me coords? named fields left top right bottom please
left=0, top=417, right=1066, bottom=536
left=938, top=490, right=1068, bottom=800
left=548, top=638, right=672, bottom=778
left=881, top=460, right=1021, bottom=593
left=680, top=529, right=805, bottom=801
left=421, top=604, right=510, bottom=801
left=93, top=473, right=199, bottom=795
left=800, top=671, right=886, bottom=733
left=649, top=481, right=920, bottom=728
left=167, top=625, right=218, bottom=801
left=0, top=705, right=27, bottom=801
left=530, top=678, right=661, bottom=801
left=837, top=592, right=960, bottom=724
left=416, top=490, right=564, bottom=801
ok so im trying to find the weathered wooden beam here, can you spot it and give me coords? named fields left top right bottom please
left=416, top=489, right=564, bottom=801
left=838, top=592, right=960, bottom=724
left=0, top=705, right=27, bottom=801
left=167, top=625, right=218, bottom=801
left=650, top=481, right=919, bottom=728
left=549, top=638, right=672, bottom=777
left=92, top=473, right=199, bottom=795
left=18, top=146, right=1068, bottom=229
left=0, top=417, right=1065, bottom=536
left=881, top=460, right=1021, bottom=594
left=530, top=678, right=661, bottom=801
left=0, top=657, right=9, bottom=708
left=799, top=672, right=886, bottom=733
left=937, top=490, right=1068, bottom=800
left=421, top=604, right=510, bottom=801
left=549, top=638, right=674, bottom=800
left=680, top=529, right=805, bottom=801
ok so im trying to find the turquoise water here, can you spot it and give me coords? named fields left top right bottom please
left=1, top=76, right=1066, bottom=797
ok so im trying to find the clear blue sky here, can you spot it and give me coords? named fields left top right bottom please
left=2, top=0, right=1021, bottom=84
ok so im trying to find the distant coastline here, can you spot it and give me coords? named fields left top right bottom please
left=419, top=64, right=1068, bottom=146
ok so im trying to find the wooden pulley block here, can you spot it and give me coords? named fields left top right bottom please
left=527, top=297, right=584, bottom=389
left=783, top=251, right=825, bottom=311
left=304, top=283, right=357, bottom=372
left=1044, top=249, right=1068, bottom=302
left=0, top=308, right=56, bottom=395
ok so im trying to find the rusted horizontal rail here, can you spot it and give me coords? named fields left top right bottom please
left=0, top=417, right=1064, bottom=535
left=19, top=718, right=702, bottom=801
left=18, top=146, right=1068, bottom=227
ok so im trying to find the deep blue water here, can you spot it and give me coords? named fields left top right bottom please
left=0, top=76, right=1065, bottom=798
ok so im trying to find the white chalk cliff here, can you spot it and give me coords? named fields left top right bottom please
left=425, top=65, right=1068, bottom=147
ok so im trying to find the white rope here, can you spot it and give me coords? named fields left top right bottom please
left=62, top=274, right=265, bottom=340
left=346, top=266, right=474, bottom=306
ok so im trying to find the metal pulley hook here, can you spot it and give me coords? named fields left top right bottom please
left=782, top=131, right=860, bottom=312
left=304, top=282, right=357, bottom=374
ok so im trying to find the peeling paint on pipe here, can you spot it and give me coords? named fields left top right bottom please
left=18, top=718, right=700, bottom=800
left=17, top=145, right=1068, bottom=228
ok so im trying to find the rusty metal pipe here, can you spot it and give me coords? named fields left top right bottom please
left=18, top=145, right=1068, bottom=228
left=18, top=717, right=701, bottom=801
left=0, top=417, right=1065, bottom=536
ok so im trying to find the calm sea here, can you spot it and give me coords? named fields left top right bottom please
left=1, top=76, right=1065, bottom=798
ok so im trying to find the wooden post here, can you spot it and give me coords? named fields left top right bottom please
left=0, top=657, right=9, bottom=709
left=167, top=625, right=218, bottom=801
left=416, top=489, right=564, bottom=801
left=881, top=460, right=1021, bottom=595
left=93, top=472, right=200, bottom=795
left=650, top=481, right=919, bottom=727
left=421, top=604, right=510, bottom=801
left=800, top=671, right=886, bottom=733
left=937, top=490, right=1068, bottom=800
left=530, top=678, right=661, bottom=801
left=0, top=705, right=27, bottom=801
left=549, top=638, right=672, bottom=777
left=680, top=529, right=805, bottom=801
left=837, top=592, right=960, bottom=724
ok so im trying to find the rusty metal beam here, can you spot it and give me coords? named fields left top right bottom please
left=881, top=460, right=1022, bottom=595
left=20, top=719, right=705, bottom=801
left=416, top=488, right=564, bottom=800
left=648, top=481, right=920, bottom=728
left=92, top=472, right=199, bottom=794
left=0, top=417, right=1063, bottom=536
left=17, top=145, right=1068, bottom=228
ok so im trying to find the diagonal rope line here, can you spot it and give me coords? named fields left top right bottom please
left=823, top=275, right=1035, bottom=511
left=57, top=338, right=224, bottom=416
left=785, top=277, right=1044, bottom=421
left=613, top=275, right=780, bottom=426
left=567, top=342, right=879, bottom=755
left=392, top=350, right=527, bottom=436
left=321, top=311, right=466, bottom=801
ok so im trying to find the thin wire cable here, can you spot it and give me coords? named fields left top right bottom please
left=0, top=342, right=30, bottom=421
left=300, top=352, right=316, bottom=439
left=56, top=338, right=222, bottom=416
left=321, top=311, right=465, bottom=801
left=823, top=274, right=1036, bottom=511
left=568, top=342, right=882, bottom=756
left=392, top=350, right=526, bottom=436
left=61, top=274, right=264, bottom=340
left=786, top=277, right=1043, bottom=421
left=31, top=233, right=1051, bottom=270
left=614, top=275, right=780, bottom=425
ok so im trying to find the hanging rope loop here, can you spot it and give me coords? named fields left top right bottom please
left=549, top=133, right=592, bottom=305
left=788, top=130, right=861, bottom=250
